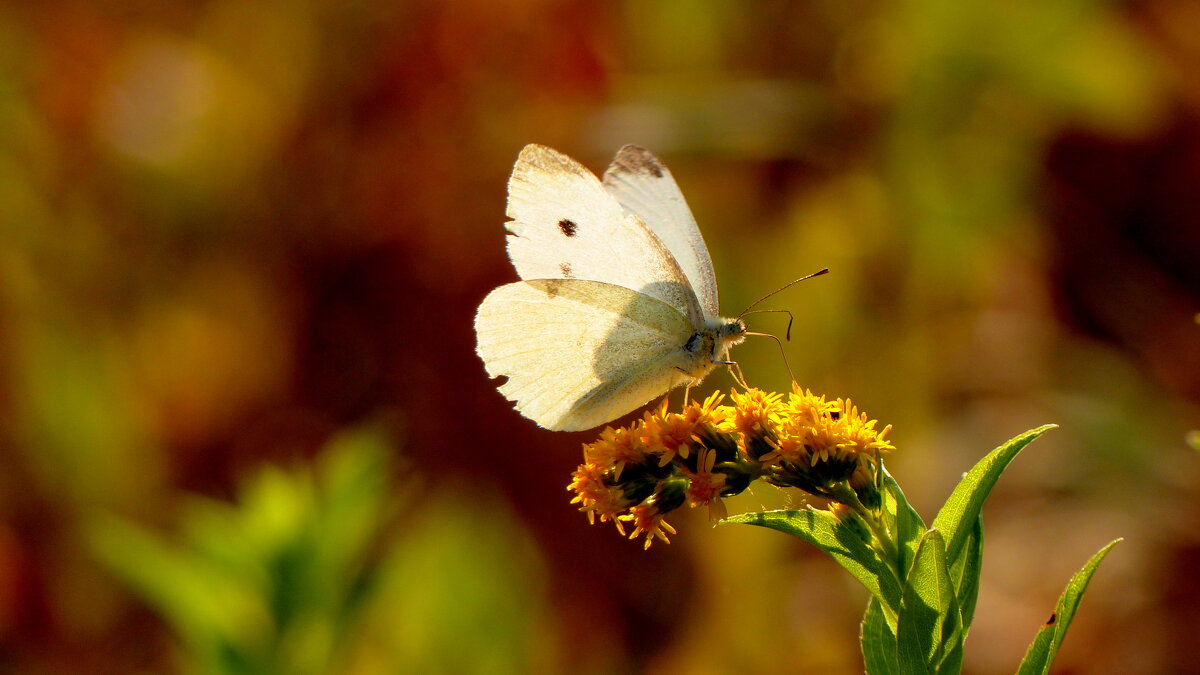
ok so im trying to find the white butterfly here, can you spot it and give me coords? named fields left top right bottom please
left=474, top=144, right=747, bottom=431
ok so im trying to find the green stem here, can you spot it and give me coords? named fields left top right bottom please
left=832, top=482, right=901, bottom=579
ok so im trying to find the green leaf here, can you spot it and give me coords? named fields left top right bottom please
left=88, top=425, right=399, bottom=675
left=85, top=513, right=270, bottom=670
left=896, top=529, right=963, bottom=675
left=861, top=597, right=899, bottom=675
left=725, top=509, right=904, bottom=625
left=932, top=425, right=1057, bottom=568
left=1016, top=539, right=1122, bottom=675
left=882, top=468, right=926, bottom=578
left=949, top=516, right=984, bottom=636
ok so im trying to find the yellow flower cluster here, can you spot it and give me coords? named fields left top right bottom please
left=567, top=385, right=895, bottom=548
left=741, top=387, right=894, bottom=503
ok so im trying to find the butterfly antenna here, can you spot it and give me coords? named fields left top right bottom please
left=736, top=268, right=829, bottom=320
left=745, top=331, right=797, bottom=384
left=732, top=269, right=826, bottom=386
left=740, top=308, right=794, bottom=340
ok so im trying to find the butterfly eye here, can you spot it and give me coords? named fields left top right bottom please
left=723, top=320, right=747, bottom=337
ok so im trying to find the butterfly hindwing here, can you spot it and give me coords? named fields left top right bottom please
left=474, top=278, right=697, bottom=431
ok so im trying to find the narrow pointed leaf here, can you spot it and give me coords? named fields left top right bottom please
left=1016, top=539, right=1122, bottom=675
left=725, top=508, right=904, bottom=624
left=882, top=468, right=925, bottom=576
left=950, top=516, right=984, bottom=635
left=896, top=529, right=963, bottom=675
left=932, top=425, right=1056, bottom=567
left=862, top=597, right=899, bottom=675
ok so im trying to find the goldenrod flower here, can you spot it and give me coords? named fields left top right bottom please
left=682, top=446, right=730, bottom=522
left=583, top=425, right=645, bottom=480
left=728, top=388, right=784, bottom=460
left=567, top=385, right=896, bottom=547
left=638, top=391, right=728, bottom=465
left=567, top=462, right=629, bottom=533
left=621, top=502, right=679, bottom=549
left=761, top=386, right=893, bottom=505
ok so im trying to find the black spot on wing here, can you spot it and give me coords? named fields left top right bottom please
left=558, top=219, right=578, bottom=237
left=614, top=145, right=664, bottom=178
left=559, top=262, right=574, bottom=278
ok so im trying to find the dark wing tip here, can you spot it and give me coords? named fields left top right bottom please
left=609, top=145, right=665, bottom=179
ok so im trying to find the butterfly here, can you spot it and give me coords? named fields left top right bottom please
left=474, top=144, right=747, bottom=431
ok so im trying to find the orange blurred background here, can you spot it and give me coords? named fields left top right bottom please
left=1, top=0, right=1198, bottom=673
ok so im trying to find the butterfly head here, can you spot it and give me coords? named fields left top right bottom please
left=715, top=317, right=747, bottom=350
left=685, top=317, right=746, bottom=365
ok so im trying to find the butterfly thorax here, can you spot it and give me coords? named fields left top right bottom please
left=680, top=317, right=746, bottom=377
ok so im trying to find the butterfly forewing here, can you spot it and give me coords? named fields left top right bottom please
left=602, top=145, right=720, bottom=319
left=506, top=144, right=703, bottom=326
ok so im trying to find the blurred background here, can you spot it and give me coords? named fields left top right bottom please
left=0, top=0, right=1198, bottom=673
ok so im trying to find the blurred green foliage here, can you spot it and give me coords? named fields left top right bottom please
left=87, top=427, right=390, bottom=674
left=87, top=427, right=551, bottom=674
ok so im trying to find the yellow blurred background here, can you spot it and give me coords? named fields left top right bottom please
left=1, top=0, right=1198, bottom=673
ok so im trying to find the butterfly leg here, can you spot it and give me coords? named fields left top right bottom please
left=672, top=366, right=696, bottom=408
left=731, top=361, right=749, bottom=389
left=713, top=359, right=750, bottom=390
